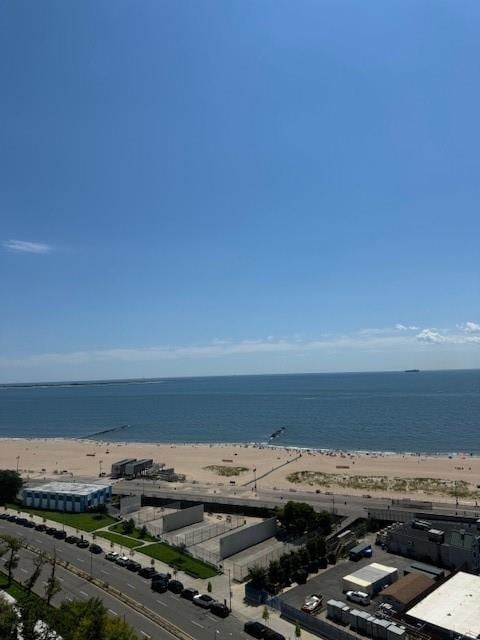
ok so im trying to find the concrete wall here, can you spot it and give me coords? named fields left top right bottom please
left=120, top=495, right=142, bottom=516
left=162, top=504, right=204, bottom=533
left=219, top=517, right=277, bottom=559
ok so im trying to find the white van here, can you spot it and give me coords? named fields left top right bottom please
left=346, top=590, right=370, bottom=606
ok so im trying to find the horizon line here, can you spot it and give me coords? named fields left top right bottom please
left=1, top=366, right=478, bottom=388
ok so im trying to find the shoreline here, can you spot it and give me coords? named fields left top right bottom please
left=1, top=437, right=480, bottom=505
left=0, top=435, right=477, bottom=458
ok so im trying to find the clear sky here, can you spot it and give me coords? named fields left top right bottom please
left=1, top=0, right=480, bottom=383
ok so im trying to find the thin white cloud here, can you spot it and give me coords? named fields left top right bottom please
left=416, top=329, right=446, bottom=344
left=3, top=239, right=52, bottom=254
left=2, top=324, right=480, bottom=373
left=395, top=324, right=420, bottom=331
left=463, top=322, right=480, bottom=333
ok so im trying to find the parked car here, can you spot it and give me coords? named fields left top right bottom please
left=193, top=594, right=215, bottom=609
left=264, top=630, right=286, bottom=640
left=35, top=524, right=47, bottom=532
left=151, top=572, right=171, bottom=583
left=244, top=621, right=268, bottom=639
left=65, top=536, right=80, bottom=544
left=115, top=555, right=129, bottom=566
left=24, top=520, right=35, bottom=528
left=301, top=594, right=323, bottom=614
left=180, top=587, right=199, bottom=601
left=151, top=580, right=168, bottom=593
left=7, top=515, right=18, bottom=523
left=138, top=567, right=158, bottom=579
left=346, top=590, right=370, bottom=606
left=0, top=513, right=9, bottom=520
left=54, top=530, right=67, bottom=540
left=76, top=539, right=89, bottom=549
left=105, top=551, right=119, bottom=561
left=46, top=527, right=57, bottom=536
left=126, top=560, right=141, bottom=572
left=167, top=580, right=183, bottom=594
left=210, top=602, right=230, bottom=618
left=16, top=518, right=28, bottom=526
left=89, top=544, right=103, bottom=554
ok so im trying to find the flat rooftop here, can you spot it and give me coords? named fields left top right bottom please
left=407, top=572, right=480, bottom=637
left=344, top=562, right=397, bottom=584
left=26, top=482, right=111, bottom=496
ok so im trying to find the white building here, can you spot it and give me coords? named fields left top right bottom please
left=22, top=482, right=112, bottom=512
left=342, top=562, right=398, bottom=596
left=407, top=571, right=480, bottom=639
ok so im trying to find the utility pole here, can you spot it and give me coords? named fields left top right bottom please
left=16, top=456, right=20, bottom=473
left=228, top=568, right=232, bottom=610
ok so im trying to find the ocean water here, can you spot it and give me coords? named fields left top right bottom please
left=0, top=370, right=479, bottom=453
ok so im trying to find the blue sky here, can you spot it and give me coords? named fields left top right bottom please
left=1, top=0, right=480, bottom=382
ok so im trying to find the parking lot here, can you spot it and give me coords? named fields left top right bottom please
left=279, top=544, right=414, bottom=616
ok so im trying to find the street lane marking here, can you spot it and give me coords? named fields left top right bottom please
left=156, top=600, right=167, bottom=607
left=20, top=568, right=28, bottom=574
left=191, top=621, right=204, bottom=629
left=140, top=632, right=150, bottom=638
left=58, top=577, right=64, bottom=582
left=126, top=583, right=136, bottom=590
left=108, top=609, right=118, bottom=616
left=76, top=558, right=85, bottom=563
left=80, top=591, right=89, bottom=598
left=66, top=597, right=73, bottom=602
left=207, top=614, right=217, bottom=622
left=101, top=569, right=110, bottom=575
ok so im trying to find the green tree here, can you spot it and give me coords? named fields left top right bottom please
left=248, top=566, right=267, bottom=588
left=44, top=553, right=62, bottom=605
left=103, top=616, right=138, bottom=640
left=277, top=502, right=318, bottom=535
left=122, top=519, right=135, bottom=535
left=267, top=560, right=281, bottom=585
left=262, top=605, right=270, bottom=626
left=56, top=598, right=106, bottom=640
left=0, top=534, right=22, bottom=586
left=0, top=470, right=23, bottom=505
left=316, top=511, right=333, bottom=535
left=24, top=551, right=47, bottom=594
left=139, top=525, right=148, bottom=539
left=17, top=596, right=51, bottom=640
left=0, top=598, right=17, bottom=640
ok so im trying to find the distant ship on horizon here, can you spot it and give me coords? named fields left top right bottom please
left=404, top=369, right=420, bottom=373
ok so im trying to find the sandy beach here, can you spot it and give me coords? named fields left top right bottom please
left=2, top=437, right=480, bottom=503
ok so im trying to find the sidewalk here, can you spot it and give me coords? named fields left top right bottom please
left=3, top=506, right=319, bottom=640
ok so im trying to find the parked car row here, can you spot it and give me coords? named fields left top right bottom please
left=105, top=552, right=230, bottom=618
left=0, top=513, right=102, bottom=553
left=2, top=513, right=230, bottom=619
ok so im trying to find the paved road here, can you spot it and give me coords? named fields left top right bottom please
left=4, top=543, right=171, bottom=640
left=115, top=479, right=480, bottom=520
left=0, top=520, right=247, bottom=640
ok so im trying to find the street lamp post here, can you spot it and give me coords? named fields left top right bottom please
left=228, top=568, right=232, bottom=611
left=16, top=456, right=20, bottom=473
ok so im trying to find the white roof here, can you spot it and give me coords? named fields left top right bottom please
left=407, top=572, right=480, bottom=637
left=26, top=482, right=111, bottom=496
left=344, top=563, right=398, bottom=587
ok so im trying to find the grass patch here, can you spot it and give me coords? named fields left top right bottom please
left=0, top=569, right=40, bottom=602
left=141, top=543, right=218, bottom=579
left=96, top=531, right=144, bottom=549
left=287, top=471, right=478, bottom=498
left=204, top=465, right=249, bottom=477
left=6, top=504, right=115, bottom=532
left=109, top=522, right=156, bottom=542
